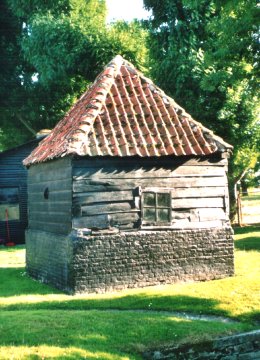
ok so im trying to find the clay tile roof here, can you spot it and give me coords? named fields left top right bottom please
left=24, top=55, right=232, bottom=166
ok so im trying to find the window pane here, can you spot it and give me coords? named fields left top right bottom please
left=157, top=193, right=170, bottom=207
left=0, top=188, right=20, bottom=221
left=0, top=204, right=20, bottom=221
left=143, top=192, right=155, bottom=206
left=0, top=188, right=19, bottom=204
left=143, top=208, right=156, bottom=221
left=157, top=208, right=170, bottom=222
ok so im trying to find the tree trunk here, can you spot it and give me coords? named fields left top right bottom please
left=241, top=179, right=248, bottom=196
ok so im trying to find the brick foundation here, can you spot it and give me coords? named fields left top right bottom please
left=70, top=228, right=234, bottom=293
left=26, top=230, right=73, bottom=292
left=26, top=227, right=234, bottom=294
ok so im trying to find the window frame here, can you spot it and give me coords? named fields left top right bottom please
left=0, top=187, right=20, bottom=221
left=141, top=188, right=172, bottom=226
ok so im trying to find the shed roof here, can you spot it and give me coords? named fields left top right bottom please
left=24, top=55, right=232, bottom=166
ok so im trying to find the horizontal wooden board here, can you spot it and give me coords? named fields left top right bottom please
left=171, top=210, right=194, bottom=220
left=29, top=201, right=71, bottom=213
left=29, top=211, right=71, bottom=223
left=0, top=179, right=27, bottom=186
left=73, top=211, right=139, bottom=230
left=73, top=190, right=133, bottom=205
left=172, top=197, right=224, bottom=209
left=28, top=179, right=71, bottom=191
left=171, top=208, right=227, bottom=222
left=28, top=191, right=72, bottom=203
left=28, top=168, right=72, bottom=184
left=29, top=157, right=71, bottom=175
left=29, top=220, right=71, bottom=234
left=81, top=202, right=132, bottom=216
left=28, top=160, right=72, bottom=183
left=197, top=208, right=227, bottom=221
left=73, top=176, right=227, bottom=192
left=109, top=212, right=139, bottom=225
left=141, top=219, right=225, bottom=230
left=0, top=169, right=28, bottom=177
left=144, top=186, right=226, bottom=198
left=73, top=215, right=110, bottom=229
left=73, top=165, right=225, bottom=180
left=72, top=154, right=227, bottom=169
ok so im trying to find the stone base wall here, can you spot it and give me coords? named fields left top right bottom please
left=144, top=329, right=260, bottom=360
left=71, top=227, right=234, bottom=294
left=26, top=229, right=73, bottom=292
left=26, top=227, right=234, bottom=294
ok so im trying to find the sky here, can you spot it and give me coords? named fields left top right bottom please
left=106, top=0, right=151, bottom=22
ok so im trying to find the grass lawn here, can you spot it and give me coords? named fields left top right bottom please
left=0, top=226, right=259, bottom=359
left=240, top=190, right=260, bottom=224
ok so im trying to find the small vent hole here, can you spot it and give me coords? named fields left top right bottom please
left=44, top=187, right=49, bottom=199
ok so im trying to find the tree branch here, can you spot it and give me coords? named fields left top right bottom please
left=16, top=113, right=37, bottom=136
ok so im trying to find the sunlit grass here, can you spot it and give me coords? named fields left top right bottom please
left=0, top=225, right=259, bottom=359
left=0, top=228, right=259, bottom=322
left=0, top=345, right=129, bottom=360
left=0, top=310, right=250, bottom=360
left=0, top=245, right=25, bottom=268
left=240, top=191, right=260, bottom=223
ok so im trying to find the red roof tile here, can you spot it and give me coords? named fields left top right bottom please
left=24, top=55, right=232, bottom=166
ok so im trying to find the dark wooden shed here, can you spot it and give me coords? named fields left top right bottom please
left=0, top=139, right=40, bottom=244
left=24, top=55, right=234, bottom=293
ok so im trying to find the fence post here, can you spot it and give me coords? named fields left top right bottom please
left=237, top=191, right=243, bottom=227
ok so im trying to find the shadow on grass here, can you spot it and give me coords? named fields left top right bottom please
left=1, top=272, right=259, bottom=328
left=233, top=225, right=260, bottom=251
left=0, top=265, right=226, bottom=316
left=0, top=299, right=253, bottom=360
left=233, top=225, right=260, bottom=235
left=242, top=194, right=260, bottom=202
left=235, top=236, right=260, bottom=251
left=0, top=265, right=258, bottom=324
left=0, top=266, right=241, bottom=321
left=3, top=293, right=221, bottom=313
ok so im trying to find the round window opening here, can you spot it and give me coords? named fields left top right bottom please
left=44, top=187, right=49, bottom=199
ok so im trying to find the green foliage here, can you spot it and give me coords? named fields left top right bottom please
left=144, top=0, right=213, bottom=114
left=144, top=0, right=259, bottom=198
left=7, top=0, right=71, bottom=18
left=0, top=0, right=149, bottom=150
left=1, top=0, right=258, bottom=213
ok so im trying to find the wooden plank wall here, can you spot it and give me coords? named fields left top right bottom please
left=0, top=139, right=39, bottom=243
left=28, top=157, right=72, bottom=234
left=72, top=155, right=230, bottom=231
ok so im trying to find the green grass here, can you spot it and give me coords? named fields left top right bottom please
left=0, top=226, right=259, bottom=359
left=240, top=190, right=260, bottom=224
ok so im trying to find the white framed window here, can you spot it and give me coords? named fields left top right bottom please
left=141, top=190, right=172, bottom=225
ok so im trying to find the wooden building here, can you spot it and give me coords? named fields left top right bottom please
left=24, top=55, right=234, bottom=293
left=0, top=139, right=40, bottom=244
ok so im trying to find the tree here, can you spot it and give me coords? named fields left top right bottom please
left=0, top=0, right=149, bottom=150
left=0, top=0, right=35, bottom=150
left=144, top=0, right=259, bottom=217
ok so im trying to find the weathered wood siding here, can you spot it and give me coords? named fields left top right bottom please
left=72, top=155, right=229, bottom=231
left=0, top=140, right=39, bottom=244
left=27, top=157, right=72, bottom=234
